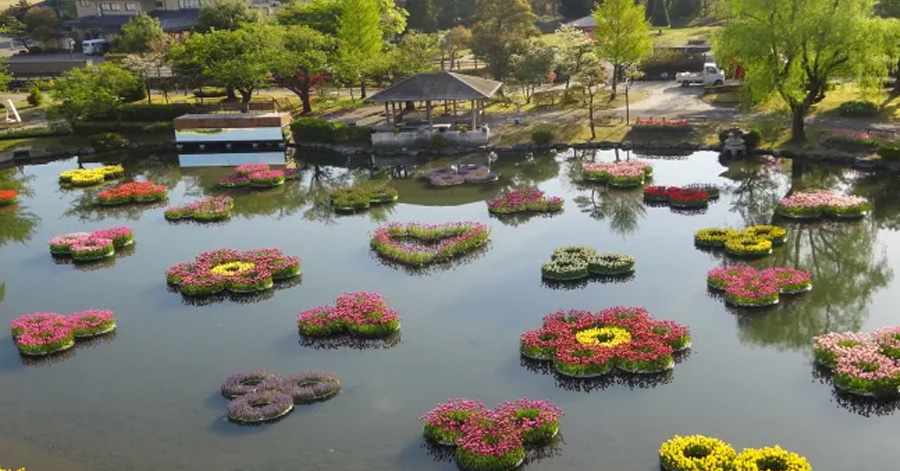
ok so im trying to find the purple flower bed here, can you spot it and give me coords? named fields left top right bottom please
left=220, top=369, right=341, bottom=424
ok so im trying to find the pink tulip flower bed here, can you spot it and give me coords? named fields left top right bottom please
left=298, top=292, right=401, bottom=339
left=371, top=221, right=490, bottom=267
left=582, top=161, right=653, bottom=187
left=487, top=189, right=564, bottom=214
left=776, top=189, right=871, bottom=219
left=813, top=327, right=900, bottom=397
left=10, top=310, right=116, bottom=356
left=49, top=226, right=135, bottom=262
left=219, top=165, right=299, bottom=189
left=165, top=248, right=301, bottom=297
left=707, top=266, right=812, bottom=307
left=165, top=196, right=234, bottom=222
left=421, top=397, right=563, bottom=471
left=220, top=369, right=340, bottom=424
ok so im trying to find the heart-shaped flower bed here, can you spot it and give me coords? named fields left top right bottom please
left=420, top=398, right=563, bottom=471
left=707, top=266, right=812, bottom=307
left=370, top=221, right=490, bottom=267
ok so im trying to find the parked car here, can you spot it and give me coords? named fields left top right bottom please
left=675, top=63, right=725, bottom=87
left=82, top=39, right=109, bottom=56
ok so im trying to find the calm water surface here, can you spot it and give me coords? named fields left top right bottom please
left=1, top=151, right=900, bottom=471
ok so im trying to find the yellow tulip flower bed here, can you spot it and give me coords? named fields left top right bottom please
left=659, top=435, right=811, bottom=471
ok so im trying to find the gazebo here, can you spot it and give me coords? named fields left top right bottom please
left=366, top=71, right=503, bottom=130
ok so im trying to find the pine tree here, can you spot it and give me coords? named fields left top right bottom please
left=649, top=0, right=671, bottom=27
left=338, top=0, right=383, bottom=97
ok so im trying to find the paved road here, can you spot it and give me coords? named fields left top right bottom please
left=613, top=80, right=741, bottom=122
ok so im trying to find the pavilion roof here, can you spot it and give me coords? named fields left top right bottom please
left=366, top=71, right=503, bottom=103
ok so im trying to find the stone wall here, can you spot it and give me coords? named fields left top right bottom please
left=372, top=128, right=490, bottom=147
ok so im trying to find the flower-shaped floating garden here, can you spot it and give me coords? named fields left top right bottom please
left=218, top=164, right=299, bottom=189
left=425, top=165, right=498, bottom=186
left=0, top=189, right=17, bottom=206
left=165, top=196, right=234, bottom=222
left=776, top=189, right=871, bottom=219
left=694, top=225, right=788, bottom=257
left=330, top=184, right=398, bottom=212
left=420, top=398, right=563, bottom=471
left=541, top=246, right=634, bottom=284
left=707, top=266, right=812, bottom=307
left=10, top=310, right=116, bottom=356
left=97, top=181, right=167, bottom=205
left=487, top=189, right=563, bottom=215
left=298, top=292, right=401, bottom=342
left=582, top=161, right=653, bottom=188
left=165, top=248, right=300, bottom=297
left=659, top=435, right=812, bottom=471
left=220, top=369, right=340, bottom=424
left=58, top=165, right=124, bottom=187
left=520, top=307, right=691, bottom=381
left=644, top=185, right=719, bottom=210
left=813, top=327, right=900, bottom=398
left=371, top=222, right=490, bottom=268
left=49, top=226, right=135, bottom=263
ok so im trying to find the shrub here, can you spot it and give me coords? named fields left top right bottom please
left=89, top=132, right=129, bottom=151
left=290, top=118, right=370, bottom=144
left=194, top=87, right=228, bottom=98
left=0, top=126, right=64, bottom=140
left=877, top=142, right=900, bottom=161
left=27, top=87, right=42, bottom=106
left=824, top=130, right=878, bottom=152
left=838, top=100, right=878, bottom=117
left=120, top=83, right=147, bottom=104
left=119, top=103, right=199, bottom=122
left=144, top=122, right=174, bottom=133
left=531, top=128, right=554, bottom=145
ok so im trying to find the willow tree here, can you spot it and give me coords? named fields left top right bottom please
left=715, top=0, right=899, bottom=142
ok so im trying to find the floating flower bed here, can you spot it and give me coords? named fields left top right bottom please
left=812, top=327, right=900, bottom=398
left=49, top=227, right=134, bottom=264
left=776, top=189, right=871, bottom=219
left=218, top=165, right=297, bottom=189
left=694, top=227, right=740, bottom=248
left=520, top=307, right=691, bottom=380
left=487, top=189, right=563, bottom=214
left=330, top=184, right=399, bottom=212
left=642, top=185, right=714, bottom=209
left=813, top=332, right=876, bottom=368
left=695, top=224, right=787, bottom=258
left=659, top=435, right=736, bottom=471
left=425, top=165, right=499, bottom=186
left=540, top=246, right=634, bottom=283
left=582, top=161, right=653, bottom=187
left=733, top=446, right=812, bottom=471
left=298, top=292, right=400, bottom=340
left=58, top=165, right=125, bottom=187
left=643, top=186, right=671, bottom=203
left=707, top=266, right=812, bottom=308
left=0, top=189, right=17, bottom=206
left=166, top=248, right=300, bottom=297
left=683, top=183, right=721, bottom=199
left=742, top=225, right=788, bottom=244
left=249, top=169, right=286, bottom=188
left=97, top=181, right=167, bottom=205
left=220, top=369, right=339, bottom=424
left=370, top=221, right=489, bottom=267
left=421, top=397, right=563, bottom=471
left=724, top=235, right=772, bottom=257
left=9, top=310, right=116, bottom=356
left=165, top=196, right=234, bottom=222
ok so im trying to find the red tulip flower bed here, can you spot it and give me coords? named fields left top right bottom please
left=0, top=189, right=17, bottom=206
left=97, top=181, right=167, bottom=206
left=642, top=186, right=711, bottom=209
left=631, top=119, right=692, bottom=133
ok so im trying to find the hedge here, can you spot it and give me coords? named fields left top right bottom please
left=290, top=118, right=370, bottom=144
left=0, top=127, right=66, bottom=140
left=531, top=129, right=554, bottom=145
left=838, top=101, right=878, bottom=118
left=74, top=121, right=174, bottom=134
left=824, top=133, right=878, bottom=152
left=91, top=103, right=201, bottom=122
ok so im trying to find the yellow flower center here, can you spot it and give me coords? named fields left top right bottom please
left=575, top=327, right=632, bottom=347
left=210, top=261, right=255, bottom=276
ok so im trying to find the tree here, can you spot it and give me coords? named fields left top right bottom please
left=715, top=0, right=900, bottom=141
left=471, top=0, right=539, bottom=80
left=385, top=31, right=440, bottom=81
left=407, top=0, right=438, bottom=32
left=442, top=25, right=472, bottom=70
left=592, top=0, right=652, bottom=99
left=575, top=53, right=608, bottom=139
left=115, top=13, right=163, bottom=53
left=338, top=0, right=384, bottom=98
left=120, top=35, right=172, bottom=104
left=277, top=0, right=342, bottom=35
left=0, top=58, right=11, bottom=93
left=436, top=0, right=477, bottom=28
left=195, top=0, right=259, bottom=33
left=554, top=24, right=592, bottom=94
left=0, top=3, right=59, bottom=51
left=648, top=0, right=671, bottom=27
left=511, top=40, right=556, bottom=103
left=376, top=0, right=408, bottom=38
left=559, top=0, right=593, bottom=18
left=49, top=63, right=139, bottom=126
left=274, top=25, right=334, bottom=113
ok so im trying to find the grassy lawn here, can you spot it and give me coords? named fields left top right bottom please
left=651, top=26, right=721, bottom=46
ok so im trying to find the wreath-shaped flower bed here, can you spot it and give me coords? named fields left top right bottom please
left=707, top=266, right=812, bottom=307
left=218, top=164, right=299, bottom=189
left=165, top=196, right=234, bottom=222
left=582, top=161, right=653, bottom=187
left=541, top=246, right=635, bottom=283
left=733, top=446, right=813, bottom=471
left=58, top=165, right=125, bottom=187
left=777, top=189, right=871, bottom=219
left=520, top=307, right=691, bottom=380
left=813, top=327, right=900, bottom=398
left=421, top=398, right=563, bottom=471
left=219, top=369, right=340, bottom=424
left=371, top=222, right=489, bottom=267
left=298, top=292, right=401, bottom=340
left=9, top=310, right=116, bottom=356
left=487, top=189, right=563, bottom=214
left=49, top=226, right=135, bottom=263
left=0, top=189, right=17, bottom=206
left=330, top=184, right=399, bottom=212
left=97, top=181, right=167, bottom=205
left=425, top=165, right=498, bottom=186
left=165, top=248, right=300, bottom=297
left=660, top=436, right=811, bottom=471
left=694, top=224, right=787, bottom=258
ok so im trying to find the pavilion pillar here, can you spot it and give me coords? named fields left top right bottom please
left=390, top=102, right=397, bottom=125
left=384, top=103, right=390, bottom=124
left=426, top=100, right=433, bottom=125
left=471, top=100, right=477, bottom=128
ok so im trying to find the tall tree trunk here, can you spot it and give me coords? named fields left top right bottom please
left=588, top=91, right=596, bottom=139
left=610, top=76, right=618, bottom=101
left=299, top=84, right=312, bottom=114
left=146, top=82, right=152, bottom=104
left=360, top=81, right=367, bottom=99
left=239, top=89, right=252, bottom=104
left=894, top=54, right=900, bottom=95
left=790, top=105, right=806, bottom=142
left=226, top=87, right=237, bottom=100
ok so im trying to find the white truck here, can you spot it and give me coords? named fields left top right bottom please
left=676, top=63, right=725, bottom=87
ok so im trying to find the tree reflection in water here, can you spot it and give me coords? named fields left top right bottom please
left=573, top=186, right=646, bottom=237
left=0, top=167, right=39, bottom=246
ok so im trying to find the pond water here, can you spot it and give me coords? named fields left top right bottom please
left=1, top=150, right=900, bottom=471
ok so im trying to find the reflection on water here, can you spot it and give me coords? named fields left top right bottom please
left=4, top=150, right=900, bottom=471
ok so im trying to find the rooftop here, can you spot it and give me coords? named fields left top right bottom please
left=366, top=71, right=503, bottom=103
